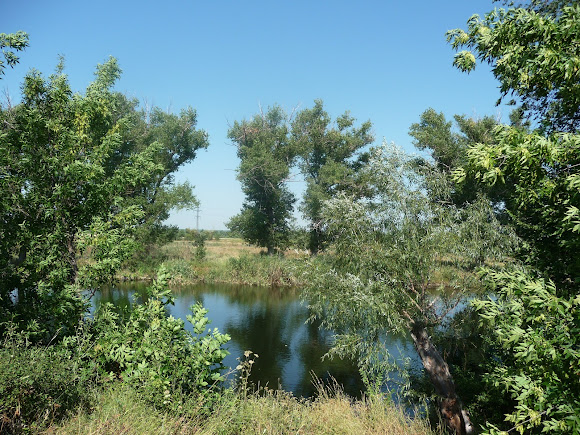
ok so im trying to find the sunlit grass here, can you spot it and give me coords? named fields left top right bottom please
left=51, top=381, right=439, bottom=435
left=117, top=238, right=309, bottom=287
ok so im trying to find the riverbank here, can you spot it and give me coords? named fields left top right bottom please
left=116, top=238, right=311, bottom=287
left=49, top=382, right=438, bottom=435
left=2, top=312, right=439, bottom=435
left=116, top=238, right=478, bottom=290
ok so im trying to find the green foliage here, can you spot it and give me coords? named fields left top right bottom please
left=455, top=127, right=580, bottom=291
left=408, top=305, right=517, bottom=428
left=287, top=226, right=310, bottom=251
left=447, top=4, right=580, bottom=132
left=410, top=108, right=498, bottom=173
left=226, top=253, right=297, bottom=287
left=162, top=258, right=198, bottom=282
left=291, top=100, right=374, bottom=253
left=409, top=108, right=510, bottom=217
left=473, top=269, right=580, bottom=434
left=455, top=129, right=580, bottom=431
left=0, top=31, right=28, bottom=77
left=493, top=0, right=576, bottom=20
left=121, top=105, right=208, bottom=237
left=227, top=105, right=296, bottom=254
left=113, top=103, right=208, bottom=266
left=193, top=230, right=208, bottom=260
left=451, top=3, right=580, bottom=430
left=0, top=326, right=98, bottom=433
left=302, top=143, right=508, bottom=397
left=0, top=58, right=149, bottom=340
left=91, top=267, right=230, bottom=412
left=0, top=57, right=207, bottom=341
left=177, top=229, right=229, bottom=241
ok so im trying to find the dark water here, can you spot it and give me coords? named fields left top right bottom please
left=93, top=282, right=418, bottom=398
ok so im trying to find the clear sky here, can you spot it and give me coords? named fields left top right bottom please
left=2, top=0, right=508, bottom=230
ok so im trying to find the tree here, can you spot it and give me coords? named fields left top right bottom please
left=409, top=109, right=498, bottom=173
left=0, top=58, right=207, bottom=341
left=0, top=31, right=28, bottom=77
left=227, top=105, right=296, bottom=254
left=455, top=130, right=580, bottom=433
left=110, top=100, right=209, bottom=263
left=409, top=108, right=520, bottom=267
left=449, top=3, right=580, bottom=432
left=302, top=144, right=510, bottom=434
left=448, top=4, right=580, bottom=132
left=291, top=100, right=373, bottom=253
left=449, top=1, right=580, bottom=291
left=493, top=0, right=575, bottom=16
left=409, top=108, right=504, bottom=205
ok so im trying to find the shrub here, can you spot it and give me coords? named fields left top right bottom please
left=0, top=326, right=98, bottom=433
left=91, top=266, right=230, bottom=412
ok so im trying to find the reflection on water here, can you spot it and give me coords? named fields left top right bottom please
left=94, top=282, right=418, bottom=398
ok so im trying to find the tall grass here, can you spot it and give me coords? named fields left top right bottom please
left=52, top=381, right=438, bottom=435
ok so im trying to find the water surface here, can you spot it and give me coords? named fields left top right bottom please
left=95, top=282, right=417, bottom=398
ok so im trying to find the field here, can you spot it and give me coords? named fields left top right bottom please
left=116, top=238, right=310, bottom=287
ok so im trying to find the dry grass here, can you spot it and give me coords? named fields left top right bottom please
left=150, top=239, right=309, bottom=286
left=165, top=238, right=309, bottom=263
left=201, top=389, right=436, bottom=435
left=50, top=383, right=438, bottom=435
left=205, top=238, right=263, bottom=260
left=46, top=384, right=193, bottom=435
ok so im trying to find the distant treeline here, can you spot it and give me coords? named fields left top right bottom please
left=176, top=228, right=236, bottom=240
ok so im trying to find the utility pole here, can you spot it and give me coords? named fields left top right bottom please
left=195, top=207, right=200, bottom=232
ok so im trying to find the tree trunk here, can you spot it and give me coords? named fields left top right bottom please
left=410, top=322, right=474, bottom=435
left=309, top=225, right=323, bottom=254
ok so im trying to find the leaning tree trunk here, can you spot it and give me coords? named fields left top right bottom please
left=411, top=322, right=474, bottom=435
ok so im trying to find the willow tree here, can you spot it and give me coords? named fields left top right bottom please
left=303, top=144, right=509, bottom=434
left=227, top=105, right=296, bottom=254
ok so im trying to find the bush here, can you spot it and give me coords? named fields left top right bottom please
left=0, top=326, right=98, bottom=433
left=163, top=258, right=197, bottom=282
left=226, top=254, right=298, bottom=286
left=91, top=266, right=230, bottom=412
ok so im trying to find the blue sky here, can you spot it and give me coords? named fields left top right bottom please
left=2, top=0, right=508, bottom=230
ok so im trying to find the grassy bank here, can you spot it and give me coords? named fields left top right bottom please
left=117, top=238, right=481, bottom=291
left=3, top=335, right=438, bottom=434
left=117, top=238, right=311, bottom=287
left=50, top=382, right=438, bottom=435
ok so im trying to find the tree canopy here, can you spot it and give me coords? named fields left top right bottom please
left=0, top=31, right=28, bottom=77
left=227, top=105, right=296, bottom=254
left=448, top=4, right=580, bottom=132
left=450, top=2, right=580, bottom=432
left=302, top=143, right=509, bottom=434
left=291, top=100, right=373, bottom=253
left=0, top=57, right=208, bottom=340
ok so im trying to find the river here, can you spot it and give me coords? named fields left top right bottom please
left=93, top=282, right=419, bottom=398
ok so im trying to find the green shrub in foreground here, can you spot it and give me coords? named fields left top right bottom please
left=91, top=266, right=231, bottom=413
left=0, top=326, right=98, bottom=433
